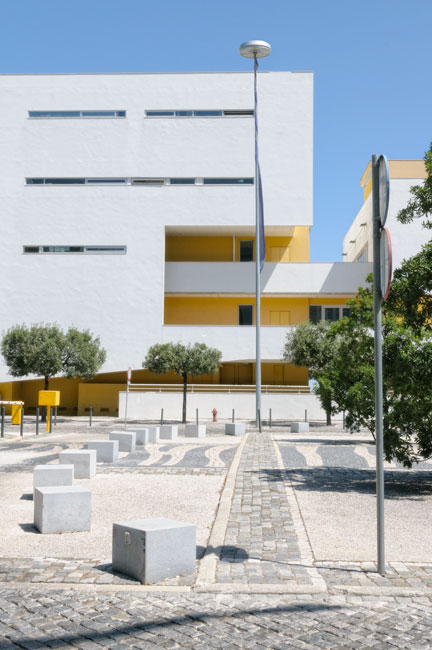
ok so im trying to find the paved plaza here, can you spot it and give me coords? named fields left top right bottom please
left=0, top=417, right=431, bottom=648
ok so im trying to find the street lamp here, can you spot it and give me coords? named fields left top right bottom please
left=239, top=40, right=271, bottom=430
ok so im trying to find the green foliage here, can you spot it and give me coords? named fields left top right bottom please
left=1, top=323, right=106, bottom=388
left=397, top=141, right=432, bottom=229
left=143, top=342, right=222, bottom=422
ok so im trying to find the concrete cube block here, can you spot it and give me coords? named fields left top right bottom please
left=33, top=464, right=74, bottom=492
left=225, top=423, right=246, bottom=436
left=34, top=486, right=91, bottom=534
left=126, top=428, right=149, bottom=445
left=58, top=450, right=96, bottom=478
left=290, top=422, right=309, bottom=433
left=159, top=425, right=178, bottom=440
left=109, top=431, right=136, bottom=452
left=87, top=440, right=119, bottom=463
left=147, top=426, right=160, bottom=443
left=184, top=424, right=206, bottom=438
left=112, top=518, right=196, bottom=584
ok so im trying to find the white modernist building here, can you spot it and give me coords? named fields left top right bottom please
left=0, top=71, right=371, bottom=416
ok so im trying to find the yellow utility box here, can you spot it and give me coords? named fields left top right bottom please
left=11, top=403, right=23, bottom=425
left=38, top=391, right=60, bottom=407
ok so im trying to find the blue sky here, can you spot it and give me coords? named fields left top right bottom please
left=1, top=0, right=430, bottom=261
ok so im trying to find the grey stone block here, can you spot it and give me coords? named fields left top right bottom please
left=58, top=450, right=96, bottom=478
left=87, top=440, right=119, bottom=463
left=147, top=426, right=160, bottom=443
left=34, top=486, right=91, bottom=534
left=126, top=428, right=149, bottom=445
left=109, top=431, right=136, bottom=452
left=184, top=424, right=206, bottom=438
left=112, top=518, right=196, bottom=584
left=225, top=423, right=246, bottom=436
left=33, top=464, right=74, bottom=492
left=290, top=422, right=309, bottom=433
left=159, top=425, right=178, bottom=440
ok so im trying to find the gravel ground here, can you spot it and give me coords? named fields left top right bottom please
left=0, top=471, right=224, bottom=560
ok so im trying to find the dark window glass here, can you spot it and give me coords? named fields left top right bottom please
left=169, top=178, right=195, bottom=185
left=324, top=308, right=340, bottom=322
left=223, top=110, right=254, bottom=116
left=42, top=246, right=84, bottom=253
left=86, top=178, right=127, bottom=184
left=203, top=178, right=254, bottom=185
left=26, top=178, right=44, bottom=184
left=81, top=110, right=123, bottom=117
left=132, top=178, right=165, bottom=185
left=44, top=178, right=86, bottom=184
left=175, top=110, right=193, bottom=116
left=309, top=306, right=321, bottom=324
left=146, top=110, right=175, bottom=116
left=23, top=246, right=40, bottom=253
left=194, top=110, right=223, bottom=116
left=239, top=305, right=253, bottom=326
left=85, top=246, right=126, bottom=253
left=342, top=308, right=351, bottom=318
left=239, top=241, right=254, bottom=262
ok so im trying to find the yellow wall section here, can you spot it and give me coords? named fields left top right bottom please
left=361, top=160, right=427, bottom=203
left=165, top=229, right=310, bottom=263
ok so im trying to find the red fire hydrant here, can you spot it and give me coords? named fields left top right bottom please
left=212, top=408, right=217, bottom=422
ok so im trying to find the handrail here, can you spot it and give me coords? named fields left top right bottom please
left=127, top=383, right=309, bottom=394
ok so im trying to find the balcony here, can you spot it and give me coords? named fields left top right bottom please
left=165, top=261, right=373, bottom=296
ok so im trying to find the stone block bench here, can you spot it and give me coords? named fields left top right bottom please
left=33, top=464, right=74, bottom=493
left=159, top=425, right=178, bottom=441
left=126, top=428, right=149, bottom=445
left=290, top=422, right=309, bottom=433
left=34, top=486, right=91, bottom=534
left=109, top=431, right=136, bottom=452
left=147, top=426, right=160, bottom=443
left=87, top=440, right=119, bottom=463
left=225, top=423, right=246, bottom=436
left=112, top=517, right=196, bottom=584
left=59, top=450, right=96, bottom=479
left=184, top=424, right=206, bottom=438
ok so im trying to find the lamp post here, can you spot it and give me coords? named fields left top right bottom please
left=239, top=40, right=271, bottom=430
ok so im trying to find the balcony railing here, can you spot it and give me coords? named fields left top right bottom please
left=128, top=383, right=310, bottom=394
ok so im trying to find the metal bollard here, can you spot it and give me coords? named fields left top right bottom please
left=258, top=408, right=262, bottom=433
left=36, top=408, right=39, bottom=436
left=196, top=408, right=198, bottom=425
left=160, top=408, right=164, bottom=426
left=1, top=407, right=4, bottom=438
left=305, top=409, right=307, bottom=422
left=269, top=408, right=272, bottom=428
left=54, top=406, right=57, bottom=426
left=89, top=407, right=93, bottom=427
left=20, top=408, right=24, bottom=437
left=49, top=408, right=52, bottom=434
left=232, top=409, right=235, bottom=423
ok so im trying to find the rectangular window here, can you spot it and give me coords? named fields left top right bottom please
left=309, top=306, right=351, bottom=323
left=239, top=240, right=254, bottom=262
left=23, top=245, right=126, bottom=255
left=29, top=110, right=126, bottom=118
left=324, top=308, right=341, bottom=322
left=223, top=109, right=254, bottom=116
left=145, top=109, right=253, bottom=118
left=131, top=178, right=166, bottom=185
left=26, top=177, right=253, bottom=186
left=342, top=308, right=351, bottom=318
left=309, top=306, right=322, bottom=324
left=239, top=305, right=253, bottom=326
left=168, top=178, right=195, bottom=185
left=203, top=178, right=254, bottom=185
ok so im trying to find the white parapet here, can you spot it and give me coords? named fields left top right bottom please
left=58, top=450, right=96, bottom=479
left=34, top=486, right=91, bottom=534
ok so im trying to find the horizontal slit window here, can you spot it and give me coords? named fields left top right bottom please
left=23, top=246, right=127, bottom=255
left=131, top=178, right=166, bottom=185
left=28, top=110, right=126, bottom=118
left=145, top=109, right=253, bottom=117
left=168, top=178, right=195, bottom=185
left=223, top=109, right=254, bottom=116
left=203, top=178, right=254, bottom=185
left=26, top=177, right=254, bottom=186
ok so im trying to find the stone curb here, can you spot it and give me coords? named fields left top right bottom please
left=331, top=585, right=432, bottom=597
left=194, top=583, right=326, bottom=594
left=195, top=432, right=249, bottom=585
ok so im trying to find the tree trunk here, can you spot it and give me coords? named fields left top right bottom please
left=182, top=374, right=187, bottom=424
left=41, top=376, right=49, bottom=422
left=326, top=408, right=332, bottom=426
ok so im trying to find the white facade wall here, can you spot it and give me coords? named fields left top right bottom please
left=0, top=71, right=314, bottom=381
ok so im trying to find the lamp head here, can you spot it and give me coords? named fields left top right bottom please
left=239, top=40, right=271, bottom=59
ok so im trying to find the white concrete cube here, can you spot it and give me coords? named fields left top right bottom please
left=147, top=426, right=160, bottom=443
left=33, top=464, right=74, bottom=492
left=87, top=440, right=119, bottom=462
left=34, top=486, right=91, bottom=534
left=290, top=422, right=309, bottom=433
left=58, top=450, right=96, bottom=479
left=225, top=423, right=246, bottom=436
left=112, top=518, right=196, bottom=584
left=159, top=425, right=178, bottom=440
left=184, top=424, right=206, bottom=438
left=126, top=428, right=149, bottom=445
left=109, top=431, right=136, bottom=452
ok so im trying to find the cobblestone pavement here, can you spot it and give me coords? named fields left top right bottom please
left=0, top=588, right=431, bottom=649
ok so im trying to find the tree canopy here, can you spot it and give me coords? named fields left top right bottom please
left=397, top=141, right=432, bottom=229
left=143, top=342, right=222, bottom=423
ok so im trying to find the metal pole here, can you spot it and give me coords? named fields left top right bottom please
left=161, top=408, right=164, bottom=426
left=48, top=407, right=52, bottom=433
left=305, top=409, right=307, bottom=423
left=372, top=154, right=385, bottom=575
left=1, top=407, right=4, bottom=438
left=253, top=54, right=262, bottom=430
left=36, top=408, right=39, bottom=436
left=54, top=406, right=57, bottom=426
left=232, top=409, right=235, bottom=423
left=20, top=408, right=24, bottom=437
left=124, top=379, right=130, bottom=428
left=257, top=408, right=261, bottom=433
left=196, top=408, right=198, bottom=425
left=89, top=407, right=92, bottom=427
left=269, top=408, right=272, bottom=428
